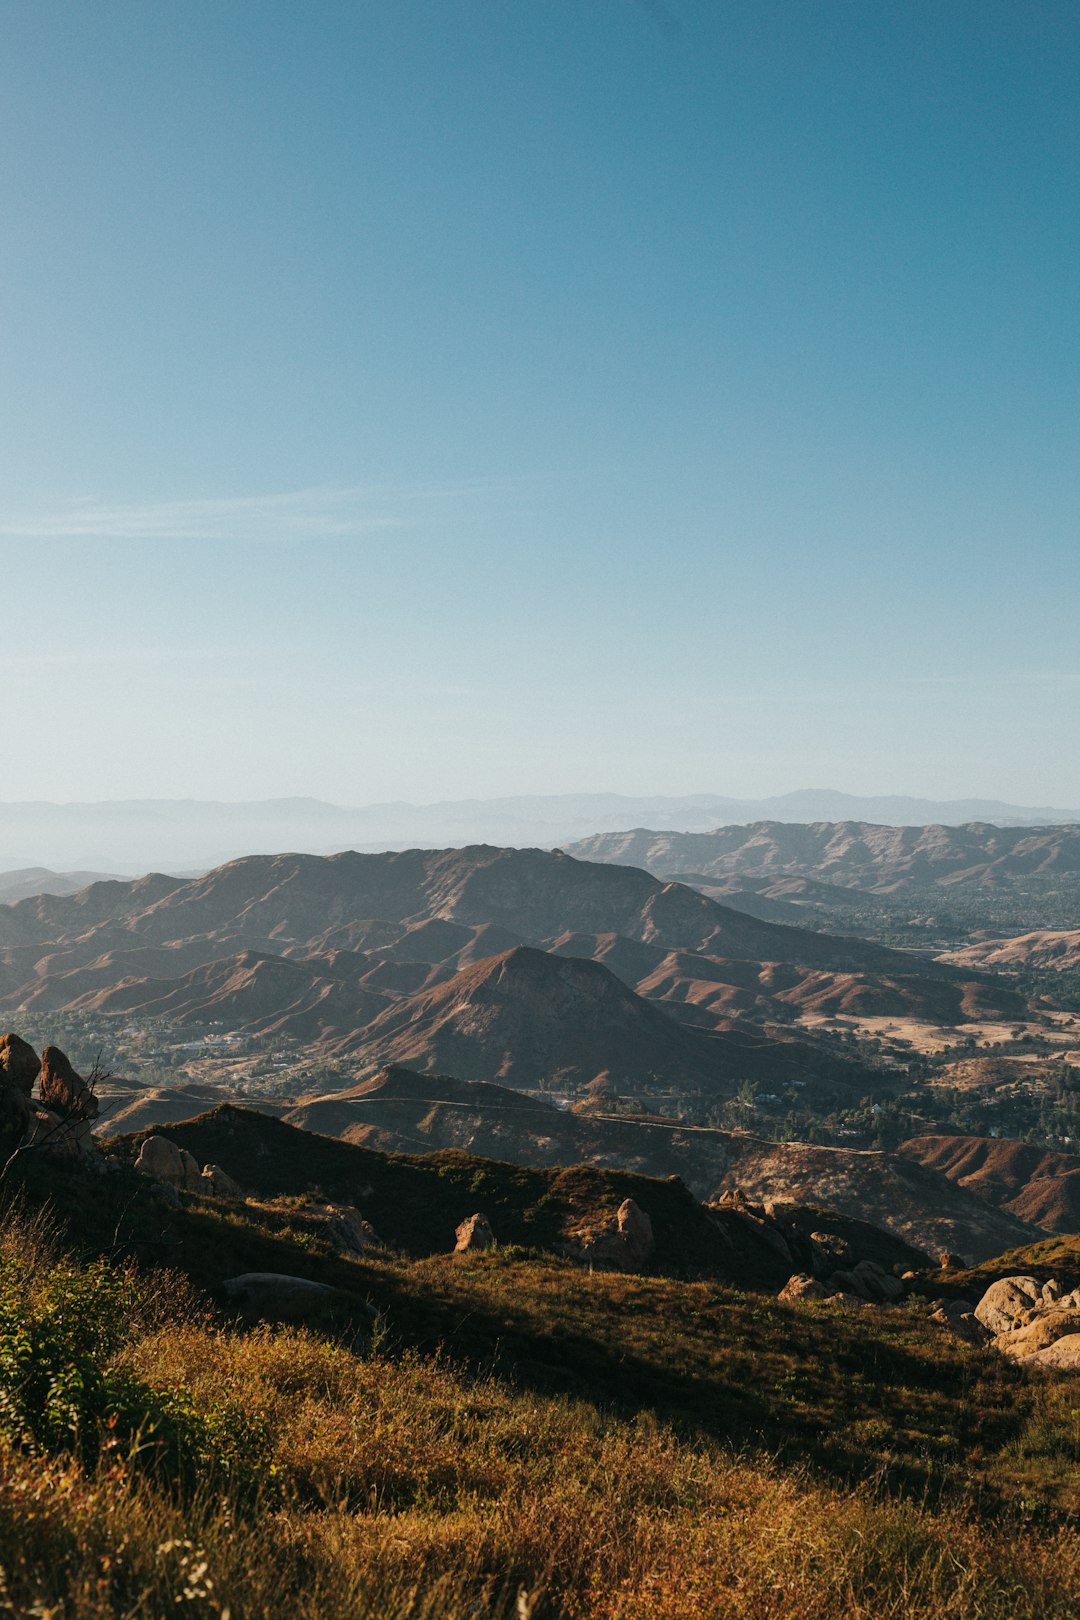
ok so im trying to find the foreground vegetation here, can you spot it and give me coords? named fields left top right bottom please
left=1, top=1188, right=1080, bottom=1618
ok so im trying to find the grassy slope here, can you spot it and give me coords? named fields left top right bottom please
left=1, top=1151, right=1080, bottom=1618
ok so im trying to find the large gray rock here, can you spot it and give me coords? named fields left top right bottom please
left=852, top=1259, right=905, bottom=1303
left=134, top=1135, right=187, bottom=1187
left=974, top=1276, right=1042, bottom=1335
left=222, top=1273, right=368, bottom=1323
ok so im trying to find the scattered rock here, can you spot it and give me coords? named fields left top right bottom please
left=850, top=1258, right=905, bottom=1302
left=1030, top=1332, right=1080, bottom=1370
left=778, top=1273, right=829, bottom=1303
left=201, top=1163, right=243, bottom=1201
left=992, top=1310, right=1080, bottom=1361
left=973, top=1276, right=1042, bottom=1335
left=455, top=1213, right=496, bottom=1253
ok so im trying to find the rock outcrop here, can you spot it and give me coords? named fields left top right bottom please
left=973, top=1276, right=1042, bottom=1335
left=0, top=1032, right=40, bottom=1097
left=39, top=1046, right=99, bottom=1122
left=455, top=1213, right=496, bottom=1253
left=135, top=1134, right=239, bottom=1198
left=566, top=1198, right=656, bottom=1272
left=201, top=1163, right=243, bottom=1200
left=778, top=1273, right=829, bottom=1303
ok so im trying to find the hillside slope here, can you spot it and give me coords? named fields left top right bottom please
left=900, top=1134, right=1080, bottom=1233
left=568, top=820, right=1080, bottom=894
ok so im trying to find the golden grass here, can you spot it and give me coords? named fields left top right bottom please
left=1, top=1207, right=1079, bottom=1616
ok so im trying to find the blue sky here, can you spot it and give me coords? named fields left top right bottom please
left=2, top=1, right=1077, bottom=805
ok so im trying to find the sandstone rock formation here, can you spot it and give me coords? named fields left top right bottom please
left=1030, top=1333, right=1080, bottom=1370
left=0, top=1032, right=40, bottom=1097
left=778, top=1273, right=829, bottom=1303
left=201, top=1163, right=243, bottom=1200
left=565, top=1198, right=656, bottom=1272
left=39, top=1045, right=99, bottom=1122
left=134, top=1135, right=189, bottom=1187
left=455, top=1213, right=496, bottom=1252
left=135, top=1135, right=236, bottom=1196
left=974, top=1276, right=1042, bottom=1335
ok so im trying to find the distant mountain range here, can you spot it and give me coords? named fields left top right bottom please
left=0, top=791, right=1076, bottom=873
left=0, top=867, right=123, bottom=904
left=568, top=820, right=1080, bottom=895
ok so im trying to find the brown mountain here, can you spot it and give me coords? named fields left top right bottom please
left=0, top=844, right=966, bottom=971
left=940, top=930, right=1080, bottom=973
left=899, top=1134, right=1080, bottom=1234
left=547, top=931, right=1025, bottom=1023
left=73, top=949, right=390, bottom=1041
left=320, top=945, right=856, bottom=1095
left=567, top=820, right=1080, bottom=894
left=712, top=1138, right=1038, bottom=1261
left=0, top=845, right=1011, bottom=1061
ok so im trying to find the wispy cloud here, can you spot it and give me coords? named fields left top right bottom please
left=0, top=480, right=508, bottom=543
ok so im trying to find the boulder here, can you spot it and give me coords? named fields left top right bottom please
left=974, top=1276, right=1042, bottom=1335
left=937, top=1252, right=966, bottom=1271
left=1041, top=1280, right=1063, bottom=1305
left=178, top=1148, right=203, bottom=1192
left=455, top=1213, right=495, bottom=1253
left=200, top=1163, right=243, bottom=1201
left=992, top=1309, right=1080, bottom=1361
left=1030, top=1332, right=1080, bottom=1370
left=569, top=1198, right=656, bottom=1272
left=134, top=1135, right=187, bottom=1187
left=778, top=1273, right=828, bottom=1303
left=616, top=1199, right=655, bottom=1267
left=39, top=1046, right=99, bottom=1122
left=0, top=1033, right=40, bottom=1096
left=325, top=1205, right=381, bottom=1254
left=221, top=1273, right=364, bottom=1323
left=810, top=1231, right=852, bottom=1268
left=852, top=1259, right=905, bottom=1303
left=827, top=1268, right=871, bottom=1301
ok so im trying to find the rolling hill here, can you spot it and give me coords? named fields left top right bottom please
left=568, top=820, right=1080, bottom=894
left=0, top=846, right=1021, bottom=1044
left=899, top=1133, right=1080, bottom=1233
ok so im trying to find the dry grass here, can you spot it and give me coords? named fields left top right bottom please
left=0, top=1208, right=1079, bottom=1616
